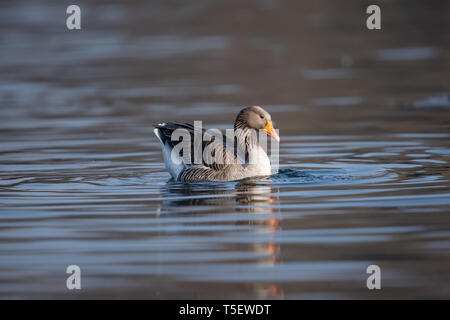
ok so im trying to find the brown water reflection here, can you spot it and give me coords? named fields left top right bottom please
left=0, top=0, right=449, bottom=299
left=160, top=181, right=283, bottom=299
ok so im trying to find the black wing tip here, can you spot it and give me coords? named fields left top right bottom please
left=153, top=122, right=166, bottom=128
left=153, top=122, right=190, bottom=128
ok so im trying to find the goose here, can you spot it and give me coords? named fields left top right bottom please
left=153, top=106, right=280, bottom=182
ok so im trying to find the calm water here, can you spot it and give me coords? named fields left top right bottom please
left=1, top=0, right=449, bottom=299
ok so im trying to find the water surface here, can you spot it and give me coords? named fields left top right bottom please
left=0, top=0, right=449, bottom=299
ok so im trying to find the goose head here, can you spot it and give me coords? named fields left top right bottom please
left=234, top=106, right=280, bottom=142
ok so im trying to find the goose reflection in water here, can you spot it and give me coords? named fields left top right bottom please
left=158, top=178, right=284, bottom=299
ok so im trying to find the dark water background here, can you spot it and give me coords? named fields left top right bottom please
left=0, top=0, right=449, bottom=298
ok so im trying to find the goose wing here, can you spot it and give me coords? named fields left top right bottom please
left=154, top=122, right=242, bottom=177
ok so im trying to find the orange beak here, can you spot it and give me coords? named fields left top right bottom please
left=264, top=121, right=280, bottom=142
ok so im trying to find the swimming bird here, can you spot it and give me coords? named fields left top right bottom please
left=153, top=106, right=280, bottom=182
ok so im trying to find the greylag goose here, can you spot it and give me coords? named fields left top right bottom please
left=153, top=106, right=280, bottom=182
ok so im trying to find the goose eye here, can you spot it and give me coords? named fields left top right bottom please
left=260, top=115, right=264, bottom=119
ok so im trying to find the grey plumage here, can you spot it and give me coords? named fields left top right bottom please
left=154, top=106, right=278, bottom=182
